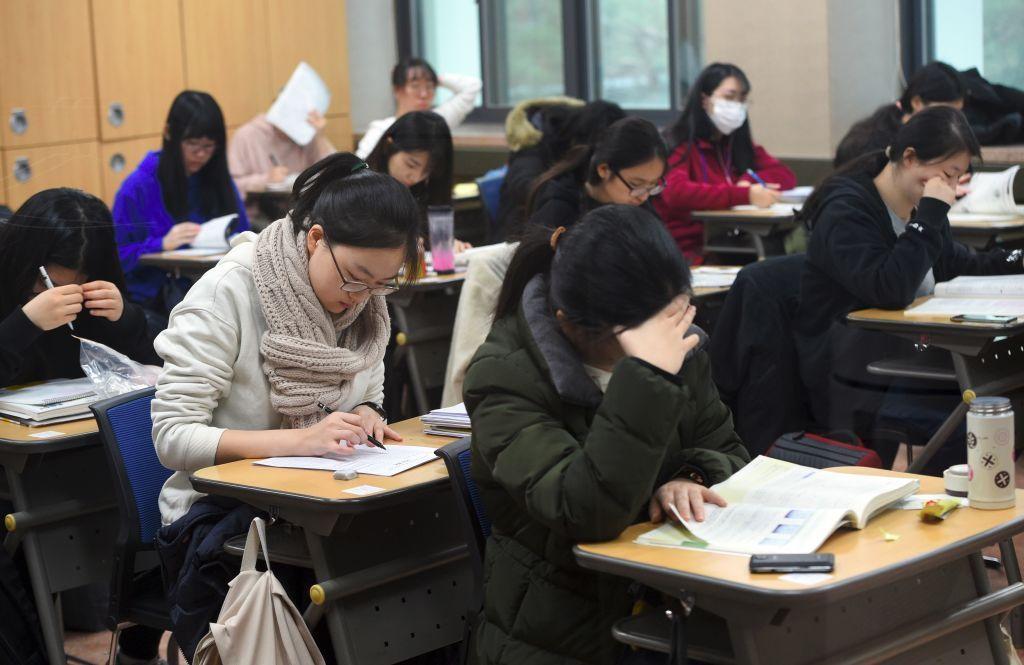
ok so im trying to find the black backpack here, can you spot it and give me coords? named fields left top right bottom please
left=0, top=547, right=46, bottom=664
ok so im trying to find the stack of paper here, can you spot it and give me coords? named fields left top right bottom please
left=692, top=266, right=740, bottom=289
left=779, top=186, right=813, bottom=203
left=905, top=275, right=1024, bottom=319
left=255, top=444, right=437, bottom=477
left=0, top=378, right=98, bottom=426
left=422, top=403, right=471, bottom=438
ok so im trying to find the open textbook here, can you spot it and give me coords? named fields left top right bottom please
left=266, top=62, right=331, bottom=146
left=171, top=214, right=239, bottom=256
left=636, top=456, right=918, bottom=555
left=905, top=275, right=1024, bottom=319
left=950, top=165, right=1021, bottom=218
left=255, top=444, right=437, bottom=477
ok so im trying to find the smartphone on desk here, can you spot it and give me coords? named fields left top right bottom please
left=749, top=553, right=834, bottom=574
left=950, top=314, right=1019, bottom=325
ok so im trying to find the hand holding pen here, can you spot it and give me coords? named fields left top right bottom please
left=22, top=266, right=82, bottom=332
left=318, top=402, right=391, bottom=450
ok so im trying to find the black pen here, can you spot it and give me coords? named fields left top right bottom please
left=317, top=401, right=387, bottom=450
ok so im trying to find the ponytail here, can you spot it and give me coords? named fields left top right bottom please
left=495, top=223, right=560, bottom=320
left=290, top=152, right=424, bottom=279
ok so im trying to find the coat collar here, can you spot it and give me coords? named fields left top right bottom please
left=520, top=274, right=708, bottom=408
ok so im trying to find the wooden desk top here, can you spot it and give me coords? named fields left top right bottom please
left=191, top=418, right=457, bottom=511
left=693, top=207, right=797, bottom=220
left=0, top=416, right=99, bottom=452
left=577, top=467, right=1024, bottom=599
left=848, top=296, right=1024, bottom=335
left=949, top=215, right=1024, bottom=230
left=138, top=250, right=226, bottom=269
left=980, top=144, right=1024, bottom=165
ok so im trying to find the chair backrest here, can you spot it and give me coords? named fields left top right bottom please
left=91, top=387, right=170, bottom=546
left=475, top=165, right=507, bottom=225
left=435, top=438, right=491, bottom=557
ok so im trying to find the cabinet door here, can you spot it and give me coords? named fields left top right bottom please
left=2, top=142, right=101, bottom=209
left=99, top=136, right=160, bottom=205
left=0, top=0, right=98, bottom=147
left=323, top=114, right=353, bottom=153
left=266, top=0, right=350, bottom=115
left=92, top=0, right=186, bottom=141
left=181, top=0, right=271, bottom=128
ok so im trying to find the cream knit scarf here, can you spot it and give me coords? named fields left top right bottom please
left=252, top=216, right=391, bottom=429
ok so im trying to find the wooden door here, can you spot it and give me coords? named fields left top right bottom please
left=99, top=135, right=161, bottom=205
left=323, top=114, right=353, bottom=153
left=181, top=0, right=271, bottom=128
left=266, top=0, right=350, bottom=115
left=92, top=0, right=186, bottom=141
left=0, top=0, right=97, bottom=147
left=2, top=142, right=102, bottom=208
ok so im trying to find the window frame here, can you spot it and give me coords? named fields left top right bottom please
left=395, top=0, right=702, bottom=125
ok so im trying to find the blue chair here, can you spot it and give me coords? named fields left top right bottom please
left=434, top=437, right=490, bottom=664
left=475, top=165, right=507, bottom=236
left=91, top=387, right=178, bottom=665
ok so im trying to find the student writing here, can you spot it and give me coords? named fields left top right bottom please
left=151, top=153, right=421, bottom=658
left=463, top=206, right=749, bottom=664
left=524, top=116, right=668, bottom=233
left=228, top=108, right=335, bottom=195
left=796, top=106, right=1023, bottom=471
left=655, top=62, right=796, bottom=263
left=112, top=91, right=249, bottom=325
left=835, top=61, right=965, bottom=168
left=356, top=57, right=481, bottom=159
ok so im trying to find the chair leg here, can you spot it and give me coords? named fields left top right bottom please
left=106, top=623, right=127, bottom=665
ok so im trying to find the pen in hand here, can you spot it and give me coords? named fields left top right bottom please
left=316, top=401, right=387, bottom=450
left=38, top=266, right=74, bottom=331
left=744, top=168, right=768, bottom=187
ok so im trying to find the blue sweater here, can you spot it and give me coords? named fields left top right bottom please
left=112, top=151, right=249, bottom=303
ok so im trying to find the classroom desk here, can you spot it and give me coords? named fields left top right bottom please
left=0, top=417, right=119, bottom=665
left=576, top=467, right=1024, bottom=664
left=190, top=417, right=472, bottom=665
left=950, top=213, right=1024, bottom=250
left=693, top=207, right=798, bottom=260
left=138, top=250, right=225, bottom=279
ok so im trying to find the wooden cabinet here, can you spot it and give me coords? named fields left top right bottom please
left=2, top=142, right=101, bottom=209
left=324, top=114, right=354, bottom=153
left=99, top=135, right=161, bottom=205
left=0, top=0, right=97, bottom=147
left=91, top=0, right=186, bottom=141
left=266, top=0, right=351, bottom=116
left=181, top=0, right=271, bottom=128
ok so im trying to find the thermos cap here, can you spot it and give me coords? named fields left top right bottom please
left=969, top=396, right=1012, bottom=415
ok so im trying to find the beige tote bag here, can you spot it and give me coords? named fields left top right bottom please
left=193, top=517, right=326, bottom=665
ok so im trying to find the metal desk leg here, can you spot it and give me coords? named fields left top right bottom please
left=999, top=538, right=1024, bottom=647
left=970, top=551, right=1012, bottom=665
left=908, top=400, right=970, bottom=474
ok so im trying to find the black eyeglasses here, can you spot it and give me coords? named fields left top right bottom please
left=614, top=172, right=665, bottom=198
left=321, top=240, right=400, bottom=296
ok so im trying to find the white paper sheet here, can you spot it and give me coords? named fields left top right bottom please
left=190, top=214, right=238, bottom=250
left=266, top=62, right=331, bottom=146
left=255, top=444, right=437, bottom=477
left=692, top=266, right=741, bottom=289
left=905, top=298, right=1024, bottom=318
left=779, top=186, right=813, bottom=203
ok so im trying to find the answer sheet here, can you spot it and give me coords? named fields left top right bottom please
left=255, top=444, right=437, bottom=477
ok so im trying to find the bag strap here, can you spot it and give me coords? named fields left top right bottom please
left=240, top=517, right=272, bottom=573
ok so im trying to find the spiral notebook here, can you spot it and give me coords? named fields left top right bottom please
left=0, top=378, right=98, bottom=425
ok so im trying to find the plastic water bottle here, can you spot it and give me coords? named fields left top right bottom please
left=967, top=396, right=1016, bottom=510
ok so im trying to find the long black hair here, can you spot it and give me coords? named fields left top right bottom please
left=801, top=106, right=980, bottom=228
left=526, top=116, right=667, bottom=215
left=365, top=110, right=454, bottom=208
left=665, top=62, right=755, bottom=173
left=290, top=152, right=423, bottom=280
left=536, top=100, right=626, bottom=166
left=495, top=204, right=691, bottom=332
left=157, top=91, right=237, bottom=222
left=0, top=188, right=126, bottom=318
left=834, top=61, right=966, bottom=168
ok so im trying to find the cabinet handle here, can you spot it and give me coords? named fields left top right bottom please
left=9, top=108, right=27, bottom=135
left=109, top=153, right=126, bottom=173
left=13, top=157, right=31, bottom=183
left=107, top=102, right=125, bottom=128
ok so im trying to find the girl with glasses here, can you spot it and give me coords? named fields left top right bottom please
left=151, top=152, right=421, bottom=659
left=112, top=91, right=249, bottom=328
left=657, top=62, right=796, bottom=264
left=523, top=116, right=668, bottom=236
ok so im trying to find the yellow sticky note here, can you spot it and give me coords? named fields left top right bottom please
left=879, top=528, right=900, bottom=542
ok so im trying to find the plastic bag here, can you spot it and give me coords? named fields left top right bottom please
left=78, top=337, right=159, bottom=399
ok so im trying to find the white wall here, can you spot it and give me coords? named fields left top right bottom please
left=345, top=0, right=398, bottom=132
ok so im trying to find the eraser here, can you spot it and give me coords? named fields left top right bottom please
left=333, top=469, right=358, bottom=481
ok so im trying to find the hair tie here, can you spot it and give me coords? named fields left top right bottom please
left=351, top=161, right=369, bottom=174
left=884, top=145, right=892, bottom=159
left=550, top=226, right=567, bottom=251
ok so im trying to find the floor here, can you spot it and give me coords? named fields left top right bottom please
left=63, top=446, right=1024, bottom=664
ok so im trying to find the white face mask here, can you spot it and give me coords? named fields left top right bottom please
left=709, top=98, right=748, bottom=135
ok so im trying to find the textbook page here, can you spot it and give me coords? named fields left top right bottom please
left=779, top=186, right=813, bottom=203
left=255, top=444, right=437, bottom=477
left=266, top=62, right=331, bottom=146
left=730, top=203, right=801, bottom=214
left=934, top=275, right=1024, bottom=297
left=951, top=165, right=1020, bottom=215
left=905, top=298, right=1024, bottom=318
left=191, top=214, right=238, bottom=250
left=692, top=266, right=741, bottom=289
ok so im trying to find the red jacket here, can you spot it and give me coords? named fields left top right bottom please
left=653, top=138, right=796, bottom=263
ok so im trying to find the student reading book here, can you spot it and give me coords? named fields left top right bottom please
left=906, top=274, right=1024, bottom=318
left=637, top=456, right=918, bottom=555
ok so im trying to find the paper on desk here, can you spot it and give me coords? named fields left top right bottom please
left=904, top=298, right=1024, bottom=318
left=266, top=62, right=331, bottom=146
left=730, top=203, right=801, bottom=214
left=255, top=444, right=437, bottom=477
left=190, top=214, right=238, bottom=250
left=779, top=572, right=833, bottom=586
left=167, top=248, right=225, bottom=257
left=779, top=186, right=813, bottom=203
left=692, top=266, right=741, bottom=289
